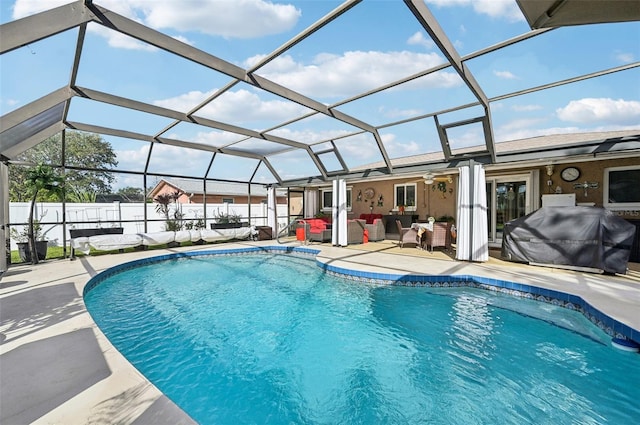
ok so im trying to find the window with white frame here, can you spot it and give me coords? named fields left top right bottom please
left=394, top=183, right=417, bottom=210
left=604, top=165, right=640, bottom=210
left=321, top=187, right=352, bottom=211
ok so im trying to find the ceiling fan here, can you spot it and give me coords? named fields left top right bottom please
left=421, top=173, right=453, bottom=185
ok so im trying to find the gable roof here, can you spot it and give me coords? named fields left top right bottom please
left=149, top=178, right=269, bottom=198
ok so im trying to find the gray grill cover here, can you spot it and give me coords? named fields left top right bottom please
left=501, top=207, right=635, bottom=274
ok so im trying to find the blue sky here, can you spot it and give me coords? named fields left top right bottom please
left=1, top=0, right=639, bottom=189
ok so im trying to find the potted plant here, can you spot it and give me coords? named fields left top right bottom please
left=210, top=211, right=245, bottom=229
left=10, top=221, right=48, bottom=263
left=23, top=164, right=64, bottom=264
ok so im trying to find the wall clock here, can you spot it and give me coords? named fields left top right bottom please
left=364, top=187, right=375, bottom=199
left=561, top=167, right=580, bottom=182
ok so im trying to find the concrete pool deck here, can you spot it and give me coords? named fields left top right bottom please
left=1, top=239, right=639, bottom=424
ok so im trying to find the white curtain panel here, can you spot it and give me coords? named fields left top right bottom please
left=0, top=162, right=8, bottom=273
left=472, top=164, right=489, bottom=262
left=331, top=180, right=339, bottom=245
left=267, top=186, right=277, bottom=235
left=456, top=164, right=489, bottom=262
left=337, top=179, right=348, bottom=246
left=304, top=189, right=317, bottom=218
left=331, top=179, right=348, bottom=246
left=456, top=166, right=470, bottom=261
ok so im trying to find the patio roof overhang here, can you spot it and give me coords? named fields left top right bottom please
left=516, top=0, right=640, bottom=29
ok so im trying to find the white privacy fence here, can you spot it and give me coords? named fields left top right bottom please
left=8, top=202, right=290, bottom=250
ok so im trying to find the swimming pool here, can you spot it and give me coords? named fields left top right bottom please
left=84, top=249, right=639, bottom=424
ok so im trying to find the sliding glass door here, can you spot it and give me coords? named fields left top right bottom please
left=486, top=172, right=539, bottom=245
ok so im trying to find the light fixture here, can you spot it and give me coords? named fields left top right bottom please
left=545, top=164, right=554, bottom=176
left=545, top=164, right=554, bottom=192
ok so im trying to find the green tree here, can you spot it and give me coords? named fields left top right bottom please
left=116, top=186, right=145, bottom=202
left=9, top=131, right=118, bottom=201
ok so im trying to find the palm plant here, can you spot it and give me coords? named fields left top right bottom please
left=66, top=187, right=97, bottom=203
left=25, top=164, right=64, bottom=264
left=154, top=191, right=184, bottom=231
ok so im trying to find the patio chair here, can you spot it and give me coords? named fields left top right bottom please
left=347, top=219, right=366, bottom=244
left=365, top=218, right=386, bottom=241
left=424, top=222, right=452, bottom=252
left=396, top=220, right=419, bottom=248
left=300, top=219, right=332, bottom=242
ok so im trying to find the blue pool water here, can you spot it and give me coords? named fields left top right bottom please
left=84, top=253, right=639, bottom=424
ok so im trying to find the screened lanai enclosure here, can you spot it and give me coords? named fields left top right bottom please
left=1, top=0, right=639, bottom=268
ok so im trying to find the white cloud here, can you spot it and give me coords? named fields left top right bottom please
left=172, top=35, right=195, bottom=46
left=147, top=143, right=212, bottom=174
left=140, top=0, right=301, bottom=39
left=12, top=0, right=68, bottom=18
left=190, top=129, right=245, bottom=147
left=243, top=54, right=268, bottom=70
left=90, top=26, right=158, bottom=51
left=111, top=173, right=144, bottom=190
left=268, top=128, right=352, bottom=145
left=333, top=133, right=382, bottom=162
left=378, top=106, right=424, bottom=120
left=499, top=117, right=549, bottom=133
left=380, top=133, right=422, bottom=157
left=427, top=0, right=524, bottom=22
left=154, top=88, right=309, bottom=123
left=258, top=51, right=457, bottom=99
left=446, top=125, right=486, bottom=148
left=12, top=0, right=146, bottom=21
left=512, top=104, right=543, bottom=112
left=614, top=51, right=635, bottom=63
left=14, top=0, right=300, bottom=38
left=13, top=0, right=300, bottom=51
left=1, top=98, right=21, bottom=109
left=472, top=0, right=523, bottom=21
left=114, top=146, right=150, bottom=171
left=162, top=125, right=253, bottom=148
left=154, top=89, right=216, bottom=112
left=493, top=70, right=517, bottom=80
left=407, top=32, right=435, bottom=50
left=200, top=89, right=309, bottom=123
left=556, top=98, right=640, bottom=125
